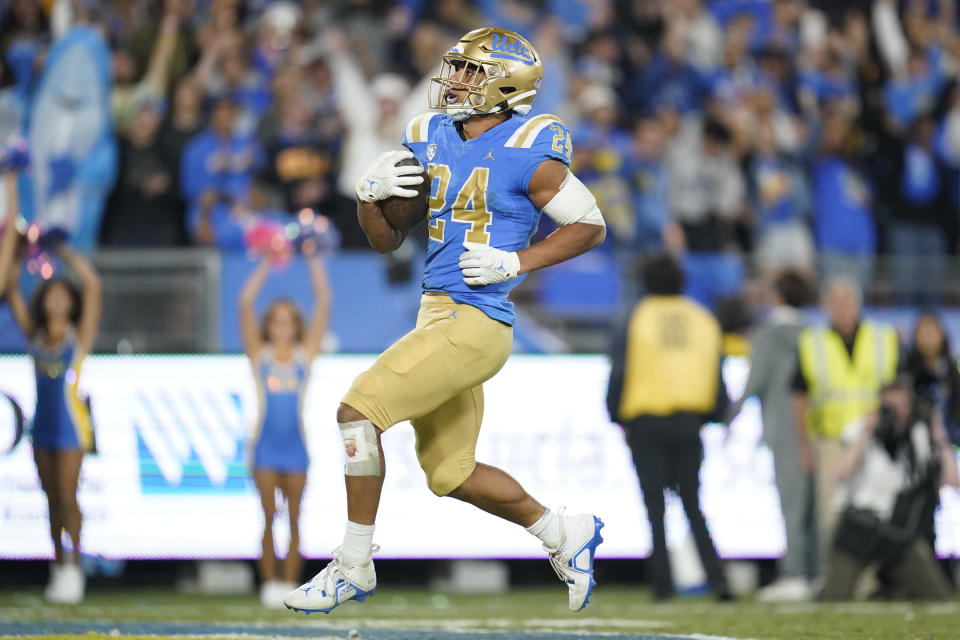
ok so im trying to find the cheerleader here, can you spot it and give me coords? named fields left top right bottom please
left=240, top=253, right=330, bottom=607
left=7, top=242, right=101, bottom=604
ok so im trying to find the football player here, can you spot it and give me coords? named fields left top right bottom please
left=284, top=27, right=607, bottom=614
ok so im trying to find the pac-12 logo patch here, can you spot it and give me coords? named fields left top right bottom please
left=426, top=143, right=437, bottom=161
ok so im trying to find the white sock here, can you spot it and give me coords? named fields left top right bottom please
left=341, top=521, right=375, bottom=566
left=526, top=508, right=562, bottom=549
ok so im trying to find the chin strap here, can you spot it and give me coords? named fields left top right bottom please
left=449, top=100, right=521, bottom=121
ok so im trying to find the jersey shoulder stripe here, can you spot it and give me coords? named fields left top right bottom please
left=404, top=112, right=442, bottom=143
left=504, top=113, right=566, bottom=149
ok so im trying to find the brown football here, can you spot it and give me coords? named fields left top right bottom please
left=380, top=157, right=430, bottom=232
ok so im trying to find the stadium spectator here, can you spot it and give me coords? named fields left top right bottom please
left=296, top=54, right=342, bottom=143
left=669, top=0, right=723, bottom=73
left=110, top=6, right=181, bottom=137
left=626, top=115, right=671, bottom=254
left=257, top=95, right=334, bottom=215
left=630, top=22, right=706, bottom=116
left=821, top=375, right=958, bottom=601
left=0, top=26, right=33, bottom=139
left=181, top=97, right=265, bottom=247
left=616, top=114, right=672, bottom=302
left=666, top=116, right=745, bottom=308
left=526, top=17, right=574, bottom=122
left=0, top=0, right=47, bottom=88
left=812, top=99, right=876, bottom=293
left=607, top=253, right=732, bottom=601
left=571, top=85, right=632, bottom=250
left=250, top=2, right=302, bottom=81
left=161, top=78, right=206, bottom=193
left=205, top=33, right=273, bottom=137
left=327, top=28, right=423, bottom=246
left=705, top=28, right=759, bottom=109
left=792, top=278, right=900, bottom=577
left=903, top=310, right=960, bottom=568
left=729, top=271, right=815, bottom=601
left=938, top=85, right=960, bottom=167
left=883, top=47, right=948, bottom=131
left=123, top=0, right=194, bottom=93
left=906, top=312, right=960, bottom=447
left=746, top=118, right=814, bottom=275
left=101, top=97, right=185, bottom=247
left=876, top=115, right=956, bottom=305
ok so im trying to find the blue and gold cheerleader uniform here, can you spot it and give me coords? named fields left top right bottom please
left=250, top=345, right=310, bottom=473
left=29, top=328, right=95, bottom=452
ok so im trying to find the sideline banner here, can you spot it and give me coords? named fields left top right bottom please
left=0, top=355, right=957, bottom=560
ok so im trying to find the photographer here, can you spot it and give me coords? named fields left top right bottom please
left=821, top=375, right=959, bottom=601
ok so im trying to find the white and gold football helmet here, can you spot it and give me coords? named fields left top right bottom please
left=429, top=27, right=543, bottom=121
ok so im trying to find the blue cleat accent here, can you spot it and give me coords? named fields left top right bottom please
left=283, top=547, right=379, bottom=615
left=574, top=517, right=604, bottom=611
left=284, top=581, right=376, bottom=615
left=546, top=511, right=605, bottom=611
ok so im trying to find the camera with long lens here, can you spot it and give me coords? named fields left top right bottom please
left=874, top=388, right=934, bottom=451
left=873, top=404, right=901, bottom=447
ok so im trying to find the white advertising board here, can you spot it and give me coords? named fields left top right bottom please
left=0, top=355, right=957, bottom=560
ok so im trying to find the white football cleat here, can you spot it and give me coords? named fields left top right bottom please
left=283, top=547, right=377, bottom=614
left=43, top=563, right=64, bottom=602
left=756, top=577, right=812, bottom=602
left=47, top=562, right=84, bottom=604
left=545, top=511, right=604, bottom=611
left=260, top=580, right=288, bottom=609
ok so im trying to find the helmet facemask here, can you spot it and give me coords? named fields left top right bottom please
left=429, top=54, right=512, bottom=121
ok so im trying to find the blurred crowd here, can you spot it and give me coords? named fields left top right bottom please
left=3, top=0, right=960, bottom=305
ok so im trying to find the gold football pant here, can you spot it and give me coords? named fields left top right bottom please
left=342, top=294, right=512, bottom=495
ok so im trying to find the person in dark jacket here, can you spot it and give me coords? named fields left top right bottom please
left=607, top=253, right=731, bottom=601
left=906, top=311, right=960, bottom=446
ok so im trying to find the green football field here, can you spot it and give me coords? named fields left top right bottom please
left=1, top=587, right=959, bottom=640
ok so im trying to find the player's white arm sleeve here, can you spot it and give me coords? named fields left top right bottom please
left=541, top=171, right=606, bottom=227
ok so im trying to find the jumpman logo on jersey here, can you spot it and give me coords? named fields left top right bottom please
left=367, top=178, right=377, bottom=189
left=448, top=310, right=458, bottom=319
left=483, top=149, right=495, bottom=161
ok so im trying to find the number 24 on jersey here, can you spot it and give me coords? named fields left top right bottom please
left=427, top=163, right=492, bottom=245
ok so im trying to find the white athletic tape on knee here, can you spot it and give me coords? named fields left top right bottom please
left=339, top=420, right=381, bottom=476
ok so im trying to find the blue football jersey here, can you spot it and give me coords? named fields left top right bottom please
left=402, top=112, right=573, bottom=325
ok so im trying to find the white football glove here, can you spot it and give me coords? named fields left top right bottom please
left=458, top=241, right=521, bottom=286
left=355, top=149, right=425, bottom=203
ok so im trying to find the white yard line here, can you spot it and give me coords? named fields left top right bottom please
left=307, top=617, right=672, bottom=631
left=682, top=635, right=765, bottom=640
left=5, top=636, right=344, bottom=640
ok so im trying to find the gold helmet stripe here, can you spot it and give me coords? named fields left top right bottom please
left=504, top=114, right=564, bottom=149
left=405, top=112, right=440, bottom=143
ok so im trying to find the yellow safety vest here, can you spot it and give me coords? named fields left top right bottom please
left=797, top=321, right=898, bottom=439
left=619, top=296, right=722, bottom=419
